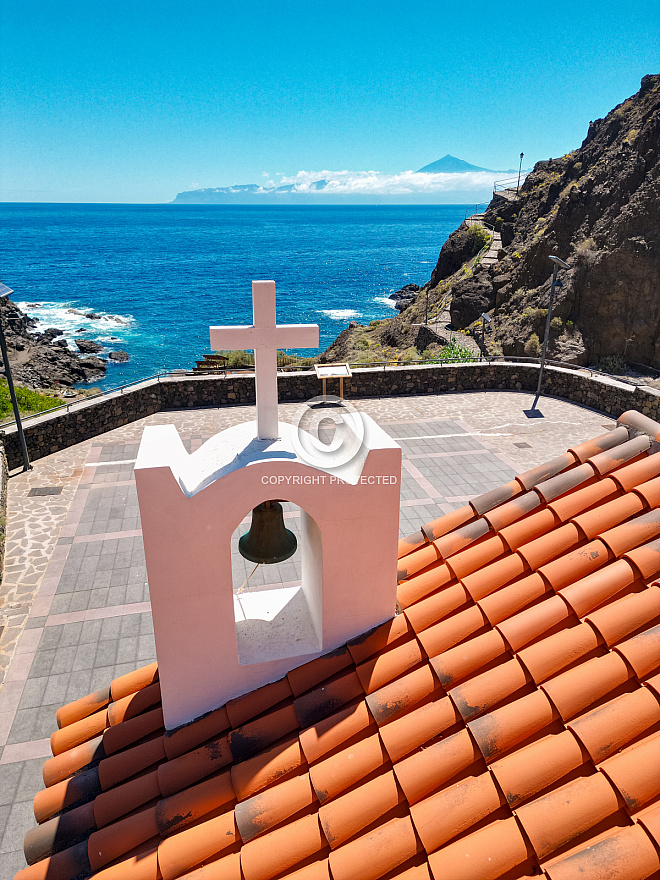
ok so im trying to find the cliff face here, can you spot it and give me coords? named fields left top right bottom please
left=431, top=74, right=660, bottom=367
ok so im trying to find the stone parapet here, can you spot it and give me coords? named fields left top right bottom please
left=2, top=363, right=659, bottom=470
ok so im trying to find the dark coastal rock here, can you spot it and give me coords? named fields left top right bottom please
left=449, top=277, right=496, bottom=329
left=85, top=312, right=103, bottom=320
left=0, top=298, right=108, bottom=389
left=389, top=283, right=421, bottom=313
left=108, top=350, right=130, bottom=362
left=75, top=338, right=103, bottom=354
left=42, top=328, right=64, bottom=342
left=428, top=225, right=490, bottom=288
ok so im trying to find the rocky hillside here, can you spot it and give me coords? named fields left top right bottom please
left=0, top=297, right=107, bottom=390
left=321, top=74, right=659, bottom=370
left=438, top=74, right=660, bottom=366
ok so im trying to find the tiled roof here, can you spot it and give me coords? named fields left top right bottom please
left=16, top=408, right=660, bottom=880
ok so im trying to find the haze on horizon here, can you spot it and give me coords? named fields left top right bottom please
left=0, top=0, right=657, bottom=204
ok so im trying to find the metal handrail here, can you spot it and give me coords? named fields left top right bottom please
left=493, top=175, right=528, bottom=193
left=0, top=355, right=646, bottom=431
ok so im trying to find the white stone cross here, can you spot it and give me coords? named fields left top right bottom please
left=210, top=281, right=319, bottom=440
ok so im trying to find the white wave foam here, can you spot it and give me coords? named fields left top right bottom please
left=373, top=296, right=397, bottom=308
left=318, top=309, right=361, bottom=320
left=16, top=301, right=136, bottom=350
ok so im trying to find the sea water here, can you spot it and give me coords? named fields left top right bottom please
left=0, top=203, right=468, bottom=388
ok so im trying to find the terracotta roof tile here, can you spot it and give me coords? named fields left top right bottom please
left=586, top=586, right=660, bottom=646
left=232, top=734, right=304, bottom=801
left=397, top=543, right=440, bottom=582
left=467, top=690, right=559, bottom=762
left=377, top=696, right=461, bottom=763
left=21, top=410, right=660, bottom=880
left=478, top=572, right=551, bottom=625
left=586, top=434, right=650, bottom=475
left=448, top=657, right=533, bottom=722
left=226, top=678, right=293, bottom=729
left=308, top=732, right=389, bottom=803
left=155, top=769, right=235, bottom=836
left=559, top=558, right=638, bottom=618
left=618, top=409, right=660, bottom=440
left=544, top=824, right=660, bottom=880
left=533, top=462, right=595, bottom=503
left=328, top=815, right=422, bottom=880
left=299, top=700, right=373, bottom=764
left=470, top=481, right=523, bottom=516
left=347, top=614, right=412, bottom=665
left=514, top=772, right=621, bottom=860
left=483, top=490, right=541, bottom=531
left=430, top=629, right=508, bottom=687
left=294, top=669, right=364, bottom=729
left=489, top=730, right=586, bottom=808
left=461, top=552, right=528, bottom=602
left=548, top=478, right=619, bottom=523
left=402, top=583, right=470, bottom=633
left=496, top=595, right=573, bottom=652
left=421, top=504, right=474, bottom=542
left=287, top=646, right=353, bottom=697
left=517, top=622, right=603, bottom=684
left=366, top=664, right=438, bottom=726
left=568, top=426, right=629, bottom=463
left=234, top=772, right=316, bottom=842
left=426, top=816, right=533, bottom=880
left=516, top=452, right=578, bottom=490
left=356, top=638, right=425, bottom=695
left=398, top=530, right=427, bottom=560
left=600, top=731, right=660, bottom=811
left=541, top=652, right=632, bottom=721
left=393, top=728, right=482, bottom=804
left=416, top=605, right=489, bottom=656
left=410, top=770, right=506, bottom=853
left=613, top=623, right=660, bottom=678
left=157, top=808, right=238, bottom=880
left=568, top=686, right=660, bottom=763
left=395, top=561, right=454, bottom=609
left=609, top=449, right=660, bottom=491
left=319, top=769, right=403, bottom=849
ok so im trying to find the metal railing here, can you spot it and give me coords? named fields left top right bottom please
left=493, top=174, right=529, bottom=195
left=0, top=355, right=645, bottom=431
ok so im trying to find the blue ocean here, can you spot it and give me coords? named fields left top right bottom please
left=0, top=204, right=467, bottom=389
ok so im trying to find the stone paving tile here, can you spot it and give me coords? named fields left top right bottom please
left=0, top=390, right=615, bottom=874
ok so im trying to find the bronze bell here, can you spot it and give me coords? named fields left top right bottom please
left=238, top=500, right=297, bottom=564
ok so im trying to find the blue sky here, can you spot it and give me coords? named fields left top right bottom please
left=1, top=0, right=657, bottom=203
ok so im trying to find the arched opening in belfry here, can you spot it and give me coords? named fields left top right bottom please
left=231, top=499, right=323, bottom=665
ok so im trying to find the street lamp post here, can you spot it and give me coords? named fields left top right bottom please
left=0, top=283, right=31, bottom=472
left=531, top=256, right=571, bottom=411
left=517, top=152, right=524, bottom=194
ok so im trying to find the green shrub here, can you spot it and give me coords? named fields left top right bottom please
left=0, top=379, right=64, bottom=418
left=550, top=317, right=563, bottom=332
left=467, top=224, right=492, bottom=252
left=524, top=333, right=541, bottom=357
left=595, top=354, right=628, bottom=375
left=436, top=340, right=476, bottom=362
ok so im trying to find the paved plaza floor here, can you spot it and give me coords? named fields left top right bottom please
left=0, top=390, right=617, bottom=877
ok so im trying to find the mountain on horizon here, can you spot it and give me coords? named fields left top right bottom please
left=416, top=154, right=495, bottom=173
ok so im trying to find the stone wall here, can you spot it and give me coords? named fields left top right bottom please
left=2, top=363, right=659, bottom=470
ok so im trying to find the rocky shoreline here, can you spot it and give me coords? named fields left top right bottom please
left=0, top=298, right=130, bottom=392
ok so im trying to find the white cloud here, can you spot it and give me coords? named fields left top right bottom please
left=272, top=169, right=502, bottom=195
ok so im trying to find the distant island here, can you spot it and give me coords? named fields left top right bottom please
left=170, top=155, right=522, bottom=205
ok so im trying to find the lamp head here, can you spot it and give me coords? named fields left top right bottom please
left=549, top=255, right=571, bottom=270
